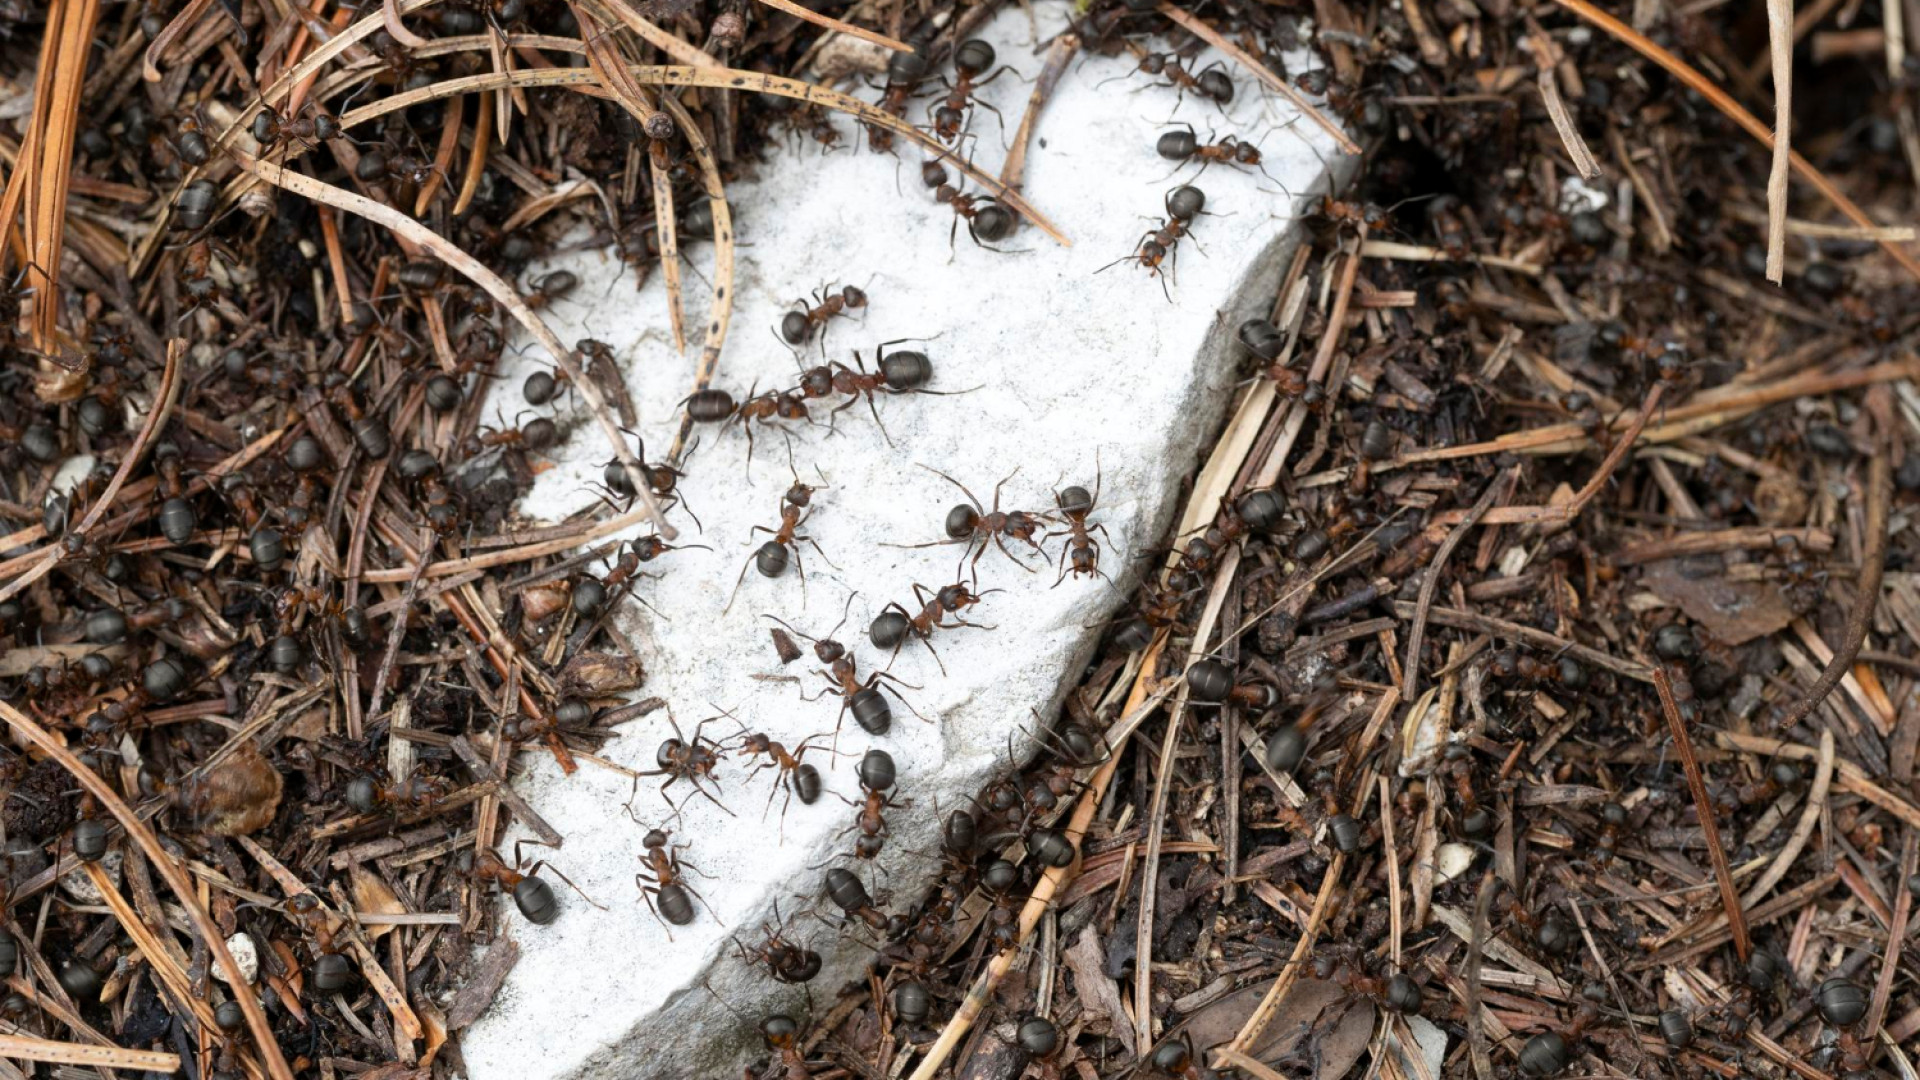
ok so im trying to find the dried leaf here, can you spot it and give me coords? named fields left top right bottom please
left=1643, top=560, right=1794, bottom=645
left=348, top=866, right=407, bottom=941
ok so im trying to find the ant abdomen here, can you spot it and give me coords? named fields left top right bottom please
left=755, top=540, right=791, bottom=577
left=851, top=687, right=891, bottom=734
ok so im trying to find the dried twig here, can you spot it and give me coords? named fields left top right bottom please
left=1764, top=0, right=1793, bottom=282
left=1770, top=453, right=1891, bottom=732
left=1654, top=666, right=1750, bottom=960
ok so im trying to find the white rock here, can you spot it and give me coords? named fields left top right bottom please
left=57, top=851, right=120, bottom=904
left=460, top=5, right=1350, bottom=1078
left=1388, top=1013, right=1448, bottom=1078
left=215, top=932, right=258, bottom=986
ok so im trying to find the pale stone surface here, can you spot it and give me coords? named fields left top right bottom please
left=459, top=7, right=1348, bottom=1076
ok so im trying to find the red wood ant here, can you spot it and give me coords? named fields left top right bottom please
left=1045, top=467, right=1111, bottom=586
left=459, top=417, right=557, bottom=459
left=1099, top=185, right=1208, bottom=299
left=523, top=270, right=578, bottom=311
left=571, top=534, right=708, bottom=620
left=888, top=465, right=1050, bottom=580
left=790, top=343, right=962, bottom=446
left=1120, top=52, right=1234, bottom=108
left=925, top=163, right=1017, bottom=250
left=734, top=902, right=822, bottom=984
left=601, top=434, right=696, bottom=525
left=732, top=724, right=833, bottom=834
left=344, top=771, right=450, bottom=816
left=767, top=600, right=920, bottom=741
left=723, top=465, right=835, bottom=613
left=866, top=27, right=934, bottom=153
left=1155, top=124, right=1280, bottom=183
left=868, top=581, right=996, bottom=675
left=838, top=749, right=912, bottom=859
left=822, top=867, right=892, bottom=933
left=636, top=827, right=714, bottom=934
left=633, top=709, right=733, bottom=815
left=778, top=283, right=867, bottom=349
left=472, top=845, right=596, bottom=925
left=684, top=384, right=813, bottom=463
left=930, top=39, right=1012, bottom=145
left=250, top=106, right=340, bottom=155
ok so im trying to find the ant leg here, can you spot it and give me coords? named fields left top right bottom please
left=916, top=463, right=988, bottom=516
left=638, top=883, right=677, bottom=940
left=722, top=552, right=757, bottom=614
left=800, top=534, right=840, bottom=572
left=863, top=390, right=893, bottom=447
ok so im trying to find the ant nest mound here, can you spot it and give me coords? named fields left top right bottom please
left=463, top=3, right=1351, bottom=1077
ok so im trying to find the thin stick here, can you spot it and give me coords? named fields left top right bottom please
left=1764, top=0, right=1792, bottom=282
left=1221, top=851, right=1348, bottom=1058
left=1771, top=453, right=1890, bottom=731
left=1654, top=666, right=1749, bottom=960
left=1866, top=830, right=1917, bottom=1035
left=1466, top=872, right=1495, bottom=1080
left=746, top=0, right=911, bottom=52
left=1550, top=0, right=1920, bottom=283
left=1154, top=3, right=1359, bottom=155
left=999, top=33, right=1078, bottom=193
left=1402, top=471, right=1505, bottom=699
left=0, top=1034, right=179, bottom=1072
left=1135, top=546, right=1241, bottom=1049
left=1559, top=382, right=1662, bottom=519
left=657, top=93, right=736, bottom=464
left=0, top=701, right=293, bottom=1080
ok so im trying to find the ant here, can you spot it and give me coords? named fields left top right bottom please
left=523, top=270, right=578, bottom=311
left=868, top=581, right=996, bottom=675
left=822, top=867, right=892, bottom=933
left=838, top=749, right=912, bottom=859
left=1154, top=124, right=1279, bottom=183
left=1044, top=467, right=1112, bottom=585
left=571, top=535, right=708, bottom=621
left=768, top=598, right=919, bottom=741
left=173, top=114, right=211, bottom=166
left=732, top=722, right=833, bottom=834
left=1313, top=946, right=1424, bottom=1013
left=683, top=385, right=810, bottom=464
left=723, top=463, right=834, bottom=614
left=791, top=343, right=960, bottom=446
left=930, top=39, right=1013, bottom=145
left=636, top=827, right=715, bottom=933
left=344, top=771, right=450, bottom=816
left=1099, top=185, right=1208, bottom=299
left=889, top=464, right=1050, bottom=581
left=250, top=106, right=339, bottom=155
left=735, top=901, right=822, bottom=984
left=778, top=283, right=868, bottom=349
left=633, top=709, right=733, bottom=815
left=458, top=417, right=557, bottom=459
left=926, top=164, right=1018, bottom=250
left=601, top=434, right=695, bottom=525
left=866, top=27, right=934, bottom=153
left=1108, top=52, right=1234, bottom=108
left=472, top=844, right=595, bottom=925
